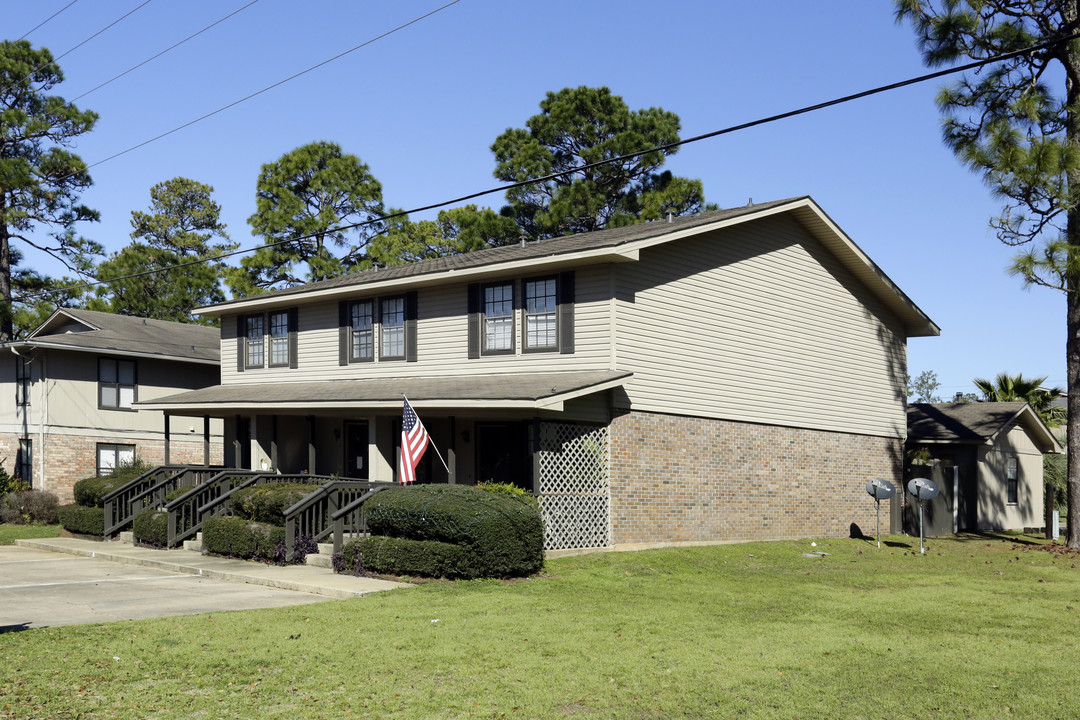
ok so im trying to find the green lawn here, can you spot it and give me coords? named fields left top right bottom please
left=0, top=524, right=60, bottom=545
left=2, top=533, right=1078, bottom=719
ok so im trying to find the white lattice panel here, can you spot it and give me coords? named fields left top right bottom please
left=538, top=422, right=610, bottom=550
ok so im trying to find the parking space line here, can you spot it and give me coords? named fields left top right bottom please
left=0, top=575, right=197, bottom=590
left=0, top=557, right=92, bottom=565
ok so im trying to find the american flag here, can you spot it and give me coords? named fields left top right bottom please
left=400, top=397, right=429, bottom=485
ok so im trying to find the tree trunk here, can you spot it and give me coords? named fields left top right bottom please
left=1064, top=7, right=1080, bottom=547
left=0, top=221, right=12, bottom=343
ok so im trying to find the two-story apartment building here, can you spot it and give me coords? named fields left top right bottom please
left=0, top=309, right=224, bottom=501
left=144, top=197, right=939, bottom=550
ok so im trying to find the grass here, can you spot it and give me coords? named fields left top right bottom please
left=0, top=524, right=60, bottom=545
left=2, top=533, right=1079, bottom=719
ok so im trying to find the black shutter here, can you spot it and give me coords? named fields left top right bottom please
left=236, top=315, right=245, bottom=372
left=338, top=301, right=349, bottom=366
left=288, top=308, right=299, bottom=369
left=559, top=271, right=575, bottom=354
left=467, top=283, right=480, bottom=359
left=405, top=291, right=418, bottom=362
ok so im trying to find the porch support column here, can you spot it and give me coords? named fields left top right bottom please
left=163, top=413, right=171, bottom=465
left=447, top=416, right=456, bottom=485
left=307, top=415, right=316, bottom=474
left=203, top=415, right=211, bottom=466
left=233, top=415, right=242, bottom=469
left=531, top=419, right=541, bottom=494
left=270, top=415, right=279, bottom=472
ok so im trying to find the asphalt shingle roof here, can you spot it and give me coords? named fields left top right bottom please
left=906, top=402, right=1030, bottom=443
left=25, top=308, right=220, bottom=363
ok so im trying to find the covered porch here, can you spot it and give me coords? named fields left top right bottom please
left=140, top=371, right=630, bottom=550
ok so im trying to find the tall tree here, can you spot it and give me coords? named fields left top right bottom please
left=228, top=141, right=385, bottom=295
left=907, top=369, right=943, bottom=403
left=895, top=1, right=1080, bottom=547
left=973, top=372, right=1066, bottom=427
left=492, top=86, right=714, bottom=239
left=366, top=205, right=520, bottom=267
left=0, top=40, right=100, bottom=340
left=92, top=177, right=234, bottom=324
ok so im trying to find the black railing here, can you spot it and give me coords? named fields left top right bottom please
left=196, top=474, right=332, bottom=528
left=127, top=466, right=223, bottom=524
left=103, top=465, right=188, bottom=536
left=165, top=469, right=259, bottom=547
left=284, top=479, right=394, bottom=561
left=330, top=484, right=402, bottom=555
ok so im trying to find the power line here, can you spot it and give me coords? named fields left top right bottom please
left=18, top=0, right=81, bottom=40
left=22, top=30, right=1080, bottom=302
left=51, top=0, right=156, bottom=64
left=85, top=0, right=463, bottom=171
left=70, top=0, right=262, bottom=103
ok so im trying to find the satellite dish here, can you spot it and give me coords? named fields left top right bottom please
left=907, top=477, right=939, bottom=501
left=865, top=479, right=896, bottom=501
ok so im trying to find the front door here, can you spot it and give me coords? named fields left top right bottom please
left=476, top=422, right=530, bottom=490
left=344, top=421, right=369, bottom=479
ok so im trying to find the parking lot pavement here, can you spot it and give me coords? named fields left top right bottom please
left=0, top=546, right=328, bottom=631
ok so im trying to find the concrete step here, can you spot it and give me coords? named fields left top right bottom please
left=317, top=542, right=334, bottom=556
left=305, top=553, right=334, bottom=568
left=183, top=532, right=202, bottom=553
left=118, top=531, right=134, bottom=545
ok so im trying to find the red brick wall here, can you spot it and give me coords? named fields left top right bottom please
left=0, top=432, right=223, bottom=503
left=608, top=410, right=901, bottom=545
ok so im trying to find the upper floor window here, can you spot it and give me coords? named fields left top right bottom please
left=237, top=309, right=297, bottom=372
left=483, top=282, right=514, bottom=354
left=245, top=315, right=264, bottom=368
left=15, top=357, right=29, bottom=407
left=524, top=276, right=558, bottom=351
left=380, top=296, right=406, bottom=360
left=349, top=300, right=374, bottom=362
left=338, top=294, right=417, bottom=365
left=99, top=358, right=136, bottom=410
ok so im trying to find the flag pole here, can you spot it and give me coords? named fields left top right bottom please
left=402, top=394, right=451, bottom=475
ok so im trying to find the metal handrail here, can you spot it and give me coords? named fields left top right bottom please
left=127, top=466, right=222, bottom=522
left=196, top=474, right=332, bottom=525
left=283, top=479, right=392, bottom=561
left=329, top=484, right=404, bottom=555
left=165, top=469, right=259, bottom=547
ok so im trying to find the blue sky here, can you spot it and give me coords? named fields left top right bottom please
left=7, top=0, right=1065, bottom=397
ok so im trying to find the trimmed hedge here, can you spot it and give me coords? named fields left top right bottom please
left=231, top=483, right=316, bottom=525
left=58, top=504, right=104, bottom=536
left=133, top=509, right=169, bottom=548
left=73, top=476, right=131, bottom=508
left=339, top=536, right=474, bottom=578
left=356, top=484, right=543, bottom=579
left=202, top=516, right=286, bottom=562
left=1, top=490, right=59, bottom=525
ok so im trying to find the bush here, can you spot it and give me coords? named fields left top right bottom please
left=73, top=476, right=132, bottom=508
left=202, top=516, right=286, bottom=562
left=0, top=462, right=30, bottom=497
left=133, top=509, right=169, bottom=548
left=108, top=459, right=154, bottom=482
left=57, top=504, right=104, bottom=536
left=231, top=483, right=317, bottom=525
left=1, top=490, right=59, bottom=525
left=477, top=481, right=540, bottom=510
left=339, top=535, right=476, bottom=578
left=362, top=485, right=544, bottom=578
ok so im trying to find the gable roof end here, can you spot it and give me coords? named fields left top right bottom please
left=907, top=402, right=1063, bottom=454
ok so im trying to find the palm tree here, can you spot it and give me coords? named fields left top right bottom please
left=972, top=372, right=1066, bottom=428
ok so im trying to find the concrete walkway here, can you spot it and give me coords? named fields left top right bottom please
left=15, top=537, right=410, bottom=600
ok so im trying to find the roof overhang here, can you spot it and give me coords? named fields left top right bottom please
left=137, top=370, right=632, bottom=417
left=1, top=340, right=221, bottom=366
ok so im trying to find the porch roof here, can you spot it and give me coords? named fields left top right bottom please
left=138, top=370, right=632, bottom=415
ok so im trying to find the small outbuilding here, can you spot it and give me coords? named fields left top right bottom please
left=905, top=402, right=1063, bottom=535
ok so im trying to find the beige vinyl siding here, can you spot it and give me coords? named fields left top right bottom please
left=221, top=266, right=614, bottom=384
left=977, top=424, right=1044, bottom=531
left=614, top=213, right=907, bottom=437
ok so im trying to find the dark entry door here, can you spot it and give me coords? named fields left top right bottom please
left=476, top=422, right=530, bottom=490
left=344, top=421, right=369, bottom=479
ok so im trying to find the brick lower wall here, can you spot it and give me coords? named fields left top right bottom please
left=607, top=410, right=902, bottom=545
left=0, top=432, right=223, bottom=503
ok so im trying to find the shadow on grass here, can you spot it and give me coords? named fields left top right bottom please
left=0, top=622, right=34, bottom=634
left=950, top=531, right=1046, bottom=546
left=883, top=540, right=913, bottom=548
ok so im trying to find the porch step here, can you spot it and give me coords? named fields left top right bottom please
left=303, top=542, right=337, bottom=568
left=183, top=532, right=203, bottom=553
left=118, top=531, right=134, bottom=545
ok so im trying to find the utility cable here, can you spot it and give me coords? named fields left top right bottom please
left=50, top=0, right=156, bottom=64
left=20, top=30, right=1080, bottom=302
left=18, top=0, right=81, bottom=40
left=70, top=0, right=262, bottom=102
left=85, top=0, right=463, bottom=170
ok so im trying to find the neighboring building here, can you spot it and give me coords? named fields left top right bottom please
left=144, top=197, right=939, bottom=550
left=0, top=309, right=224, bottom=501
left=905, top=402, right=1063, bottom=534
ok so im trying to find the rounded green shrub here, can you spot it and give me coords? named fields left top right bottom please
left=340, top=536, right=475, bottom=578
left=57, top=504, right=104, bottom=536
left=73, top=476, right=131, bottom=508
left=363, top=484, right=543, bottom=578
left=231, top=483, right=316, bottom=525
left=202, top=516, right=286, bottom=561
left=1, top=490, right=59, bottom=524
left=133, top=508, right=169, bottom=548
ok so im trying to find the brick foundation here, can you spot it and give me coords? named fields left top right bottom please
left=0, top=432, right=223, bottom=503
left=608, top=410, right=902, bottom=545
